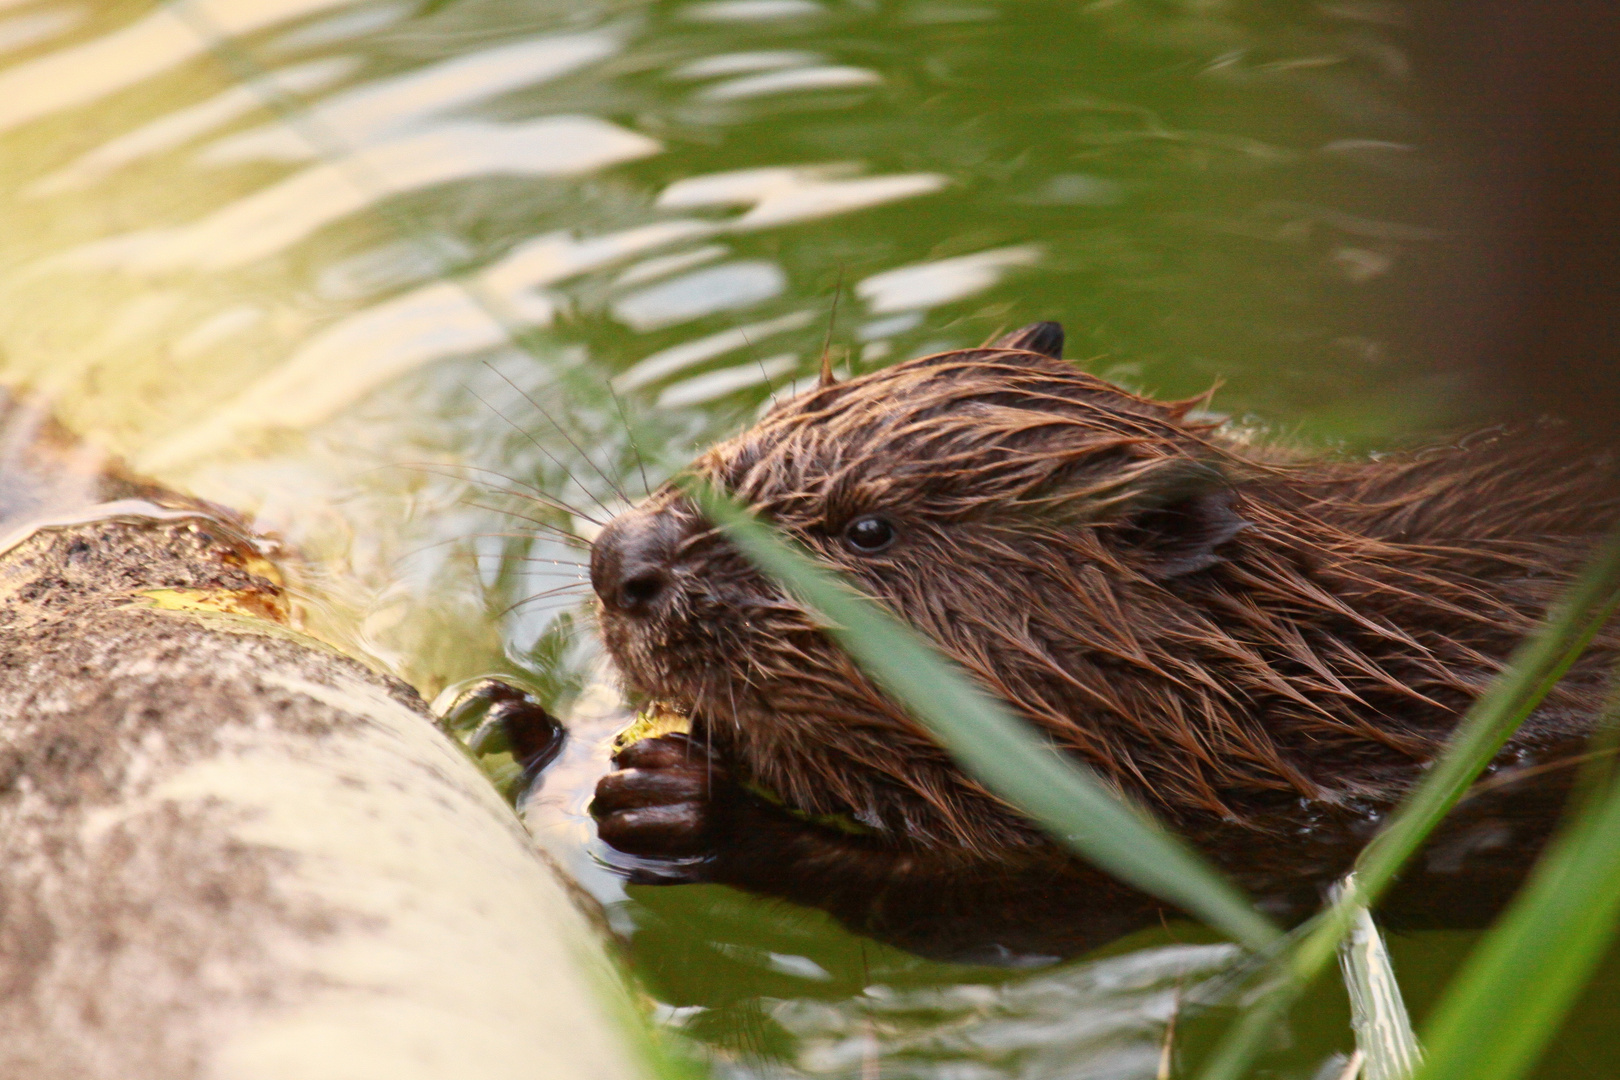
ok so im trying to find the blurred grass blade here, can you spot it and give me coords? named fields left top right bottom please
left=1336, top=875, right=1422, bottom=1080
left=1413, top=763, right=1620, bottom=1080
left=685, top=479, right=1282, bottom=952
left=1198, top=526, right=1620, bottom=1080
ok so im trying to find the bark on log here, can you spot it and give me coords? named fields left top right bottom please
left=0, top=503, right=648, bottom=1080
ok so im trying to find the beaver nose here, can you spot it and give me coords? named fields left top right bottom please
left=591, top=509, right=679, bottom=616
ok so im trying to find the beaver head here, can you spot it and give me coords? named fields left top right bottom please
left=592, top=324, right=1614, bottom=856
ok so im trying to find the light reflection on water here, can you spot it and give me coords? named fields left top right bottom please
left=6, top=1, right=1610, bottom=1077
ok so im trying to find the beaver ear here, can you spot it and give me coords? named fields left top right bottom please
left=1117, top=464, right=1251, bottom=579
left=988, top=322, right=1064, bottom=358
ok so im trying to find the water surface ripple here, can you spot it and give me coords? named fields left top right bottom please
left=7, top=2, right=1606, bottom=1077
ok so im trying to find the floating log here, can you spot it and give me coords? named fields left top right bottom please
left=0, top=489, right=649, bottom=1079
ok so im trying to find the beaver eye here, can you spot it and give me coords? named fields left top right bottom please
left=844, top=515, right=896, bottom=553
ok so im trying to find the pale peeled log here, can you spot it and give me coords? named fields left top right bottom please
left=0, top=506, right=649, bottom=1080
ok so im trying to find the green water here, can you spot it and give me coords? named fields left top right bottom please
left=0, top=1, right=1607, bottom=1076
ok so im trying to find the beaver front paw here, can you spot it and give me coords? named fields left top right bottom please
left=591, top=733, right=722, bottom=858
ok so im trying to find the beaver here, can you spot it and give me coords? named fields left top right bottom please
left=587, top=323, right=1620, bottom=960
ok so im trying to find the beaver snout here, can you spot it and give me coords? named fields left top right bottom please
left=591, top=507, right=684, bottom=617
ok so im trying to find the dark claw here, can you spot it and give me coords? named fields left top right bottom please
left=592, top=767, right=709, bottom=815
left=487, top=698, right=566, bottom=774
left=597, top=803, right=711, bottom=857
left=439, top=677, right=567, bottom=781
left=594, top=734, right=724, bottom=860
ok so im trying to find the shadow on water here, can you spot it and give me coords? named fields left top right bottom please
left=1, top=0, right=1613, bottom=1076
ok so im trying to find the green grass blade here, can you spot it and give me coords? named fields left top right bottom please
left=1412, top=765, right=1620, bottom=1080
left=1197, top=526, right=1620, bottom=1080
left=1337, top=877, right=1422, bottom=1080
left=685, top=479, right=1282, bottom=952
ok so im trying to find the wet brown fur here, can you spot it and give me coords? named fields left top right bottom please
left=597, top=342, right=1620, bottom=868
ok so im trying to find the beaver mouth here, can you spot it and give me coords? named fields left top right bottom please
left=601, top=616, right=751, bottom=739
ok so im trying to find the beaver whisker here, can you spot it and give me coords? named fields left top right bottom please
left=603, top=381, right=653, bottom=498
left=497, top=584, right=593, bottom=618
left=477, top=366, right=628, bottom=510
left=513, top=557, right=589, bottom=571
left=509, top=569, right=589, bottom=582
left=394, top=461, right=603, bottom=529
left=460, top=502, right=589, bottom=549
left=405, top=467, right=598, bottom=526
left=404, top=460, right=597, bottom=517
